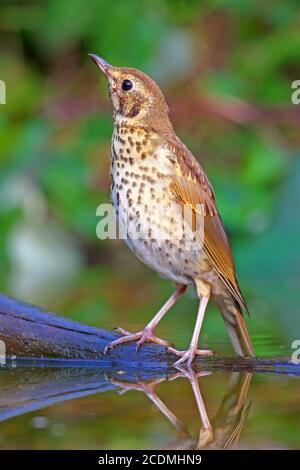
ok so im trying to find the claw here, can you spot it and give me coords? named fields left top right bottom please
left=114, top=327, right=131, bottom=335
left=109, top=377, right=165, bottom=397
left=168, top=366, right=213, bottom=381
left=168, top=346, right=214, bottom=368
left=104, top=327, right=171, bottom=354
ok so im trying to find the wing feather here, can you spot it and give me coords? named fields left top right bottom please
left=167, top=141, right=248, bottom=313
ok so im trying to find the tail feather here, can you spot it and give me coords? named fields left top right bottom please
left=213, top=295, right=254, bottom=357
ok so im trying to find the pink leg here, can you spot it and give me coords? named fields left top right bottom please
left=174, top=366, right=213, bottom=443
left=189, top=369, right=213, bottom=446
left=168, top=294, right=213, bottom=367
left=109, top=377, right=190, bottom=437
left=104, top=284, right=187, bottom=354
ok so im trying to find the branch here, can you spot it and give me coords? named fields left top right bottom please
left=0, top=293, right=298, bottom=375
left=0, top=293, right=168, bottom=363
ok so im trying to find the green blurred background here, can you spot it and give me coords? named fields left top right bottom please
left=1, top=0, right=300, bottom=356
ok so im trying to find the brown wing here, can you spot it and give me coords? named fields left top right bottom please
left=167, top=140, right=248, bottom=312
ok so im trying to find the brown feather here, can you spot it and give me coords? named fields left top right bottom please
left=167, top=139, right=249, bottom=313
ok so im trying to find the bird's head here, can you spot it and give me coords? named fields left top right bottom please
left=89, top=54, right=170, bottom=127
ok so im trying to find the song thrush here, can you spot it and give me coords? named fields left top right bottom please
left=90, top=54, right=254, bottom=366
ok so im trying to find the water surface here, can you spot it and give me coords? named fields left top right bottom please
left=0, top=361, right=299, bottom=450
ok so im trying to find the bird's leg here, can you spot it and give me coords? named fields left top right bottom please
left=104, top=284, right=187, bottom=354
left=167, top=366, right=213, bottom=445
left=189, top=369, right=213, bottom=447
left=168, top=294, right=213, bottom=367
left=175, top=365, right=213, bottom=445
left=109, top=376, right=190, bottom=437
left=185, top=367, right=213, bottom=447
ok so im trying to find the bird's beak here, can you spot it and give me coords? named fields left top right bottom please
left=89, top=54, right=111, bottom=77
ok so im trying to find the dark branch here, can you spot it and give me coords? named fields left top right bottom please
left=0, top=293, right=298, bottom=374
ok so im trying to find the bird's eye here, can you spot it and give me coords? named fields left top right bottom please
left=121, top=79, right=133, bottom=91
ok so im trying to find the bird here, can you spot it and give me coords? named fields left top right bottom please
left=89, top=53, right=254, bottom=367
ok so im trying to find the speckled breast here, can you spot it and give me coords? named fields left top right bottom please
left=109, top=121, right=207, bottom=285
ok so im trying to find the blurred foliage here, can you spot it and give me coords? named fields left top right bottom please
left=0, top=0, right=300, bottom=357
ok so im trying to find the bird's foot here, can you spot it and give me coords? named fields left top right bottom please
left=108, top=377, right=164, bottom=396
left=104, top=327, right=171, bottom=354
left=168, top=346, right=214, bottom=367
left=168, top=366, right=212, bottom=382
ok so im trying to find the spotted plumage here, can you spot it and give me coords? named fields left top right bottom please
left=90, top=54, right=254, bottom=366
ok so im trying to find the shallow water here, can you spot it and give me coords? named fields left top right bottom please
left=0, top=361, right=299, bottom=450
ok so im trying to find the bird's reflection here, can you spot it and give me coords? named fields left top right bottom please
left=0, top=362, right=251, bottom=449
left=108, top=369, right=252, bottom=450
